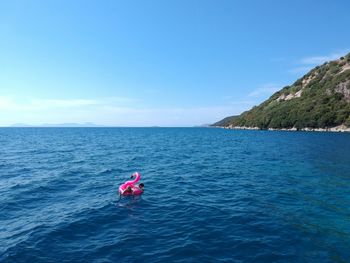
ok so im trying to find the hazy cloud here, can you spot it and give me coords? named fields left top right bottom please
left=248, top=84, right=280, bottom=97
left=31, top=99, right=100, bottom=108
left=288, top=66, right=313, bottom=75
left=299, top=49, right=350, bottom=65
left=0, top=96, right=254, bottom=127
left=288, top=49, right=350, bottom=75
left=0, top=96, right=24, bottom=111
left=0, top=97, right=135, bottom=111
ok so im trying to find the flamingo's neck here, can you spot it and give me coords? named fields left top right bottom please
left=124, top=172, right=141, bottom=185
left=131, top=172, right=141, bottom=184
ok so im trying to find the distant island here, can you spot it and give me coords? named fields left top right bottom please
left=214, top=53, right=350, bottom=132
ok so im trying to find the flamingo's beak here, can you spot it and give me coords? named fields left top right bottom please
left=130, top=175, right=134, bottom=179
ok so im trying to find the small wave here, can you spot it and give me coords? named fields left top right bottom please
left=1, top=128, right=350, bottom=262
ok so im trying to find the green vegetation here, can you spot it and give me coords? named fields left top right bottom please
left=212, top=115, right=239, bottom=126
left=215, top=52, right=350, bottom=129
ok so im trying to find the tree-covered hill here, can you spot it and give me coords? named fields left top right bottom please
left=212, top=115, right=239, bottom=126
left=214, top=53, right=350, bottom=130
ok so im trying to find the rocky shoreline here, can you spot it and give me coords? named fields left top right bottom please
left=218, top=124, right=350, bottom=133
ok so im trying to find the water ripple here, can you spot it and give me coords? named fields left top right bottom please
left=1, top=128, right=350, bottom=262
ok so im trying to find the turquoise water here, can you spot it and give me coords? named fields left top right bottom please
left=1, top=128, right=350, bottom=262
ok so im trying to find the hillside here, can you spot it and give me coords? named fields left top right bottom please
left=215, top=53, right=350, bottom=130
left=212, top=115, right=239, bottom=126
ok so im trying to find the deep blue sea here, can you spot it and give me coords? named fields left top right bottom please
left=1, top=128, right=350, bottom=262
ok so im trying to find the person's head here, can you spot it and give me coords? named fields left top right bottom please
left=139, top=183, right=144, bottom=188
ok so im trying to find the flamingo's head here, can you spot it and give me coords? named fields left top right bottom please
left=130, top=172, right=139, bottom=179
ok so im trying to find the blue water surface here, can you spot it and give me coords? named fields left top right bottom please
left=0, top=128, right=350, bottom=262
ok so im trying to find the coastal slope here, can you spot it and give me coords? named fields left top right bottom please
left=215, top=53, right=350, bottom=131
left=212, top=115, right=239, bottom=127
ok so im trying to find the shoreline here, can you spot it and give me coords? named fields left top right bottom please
left=217, top=124, right=350, bottom=133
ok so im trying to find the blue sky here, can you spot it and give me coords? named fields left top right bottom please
left=1, top=0, right=350, bottom=126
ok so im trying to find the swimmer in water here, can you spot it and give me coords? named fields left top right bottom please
left=138, top=183, right=144, bottom=192
left=118, top=183, right=144, bottom=201
left=122, top=185, right=133, bottom=195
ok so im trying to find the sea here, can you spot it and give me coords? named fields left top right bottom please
left=1, top=128, right=349, bottom=262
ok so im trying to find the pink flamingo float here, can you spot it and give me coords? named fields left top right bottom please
left=118, top=172, right=144, bottom=196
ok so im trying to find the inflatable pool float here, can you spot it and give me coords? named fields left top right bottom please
left=118, top=172, right=143, bottom=196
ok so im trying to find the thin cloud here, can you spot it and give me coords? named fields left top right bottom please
left=90, top=105, right=254, bottom=126
left=0, top=97, right=135, bottom=111
left=248, top=84, right=280, bottom=97
left=300, top=49, right=350, bottom=65
left=0, top=96, right=253, bottom=126
left=288, top=66, right=313, bottom=75
left=0, top=96, right=25, bottom=111
left=32, top=99, right=100, bottom=108
left=221, top=96, right=255, bottom=105
left=288, top=49, right=350, bottom=75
